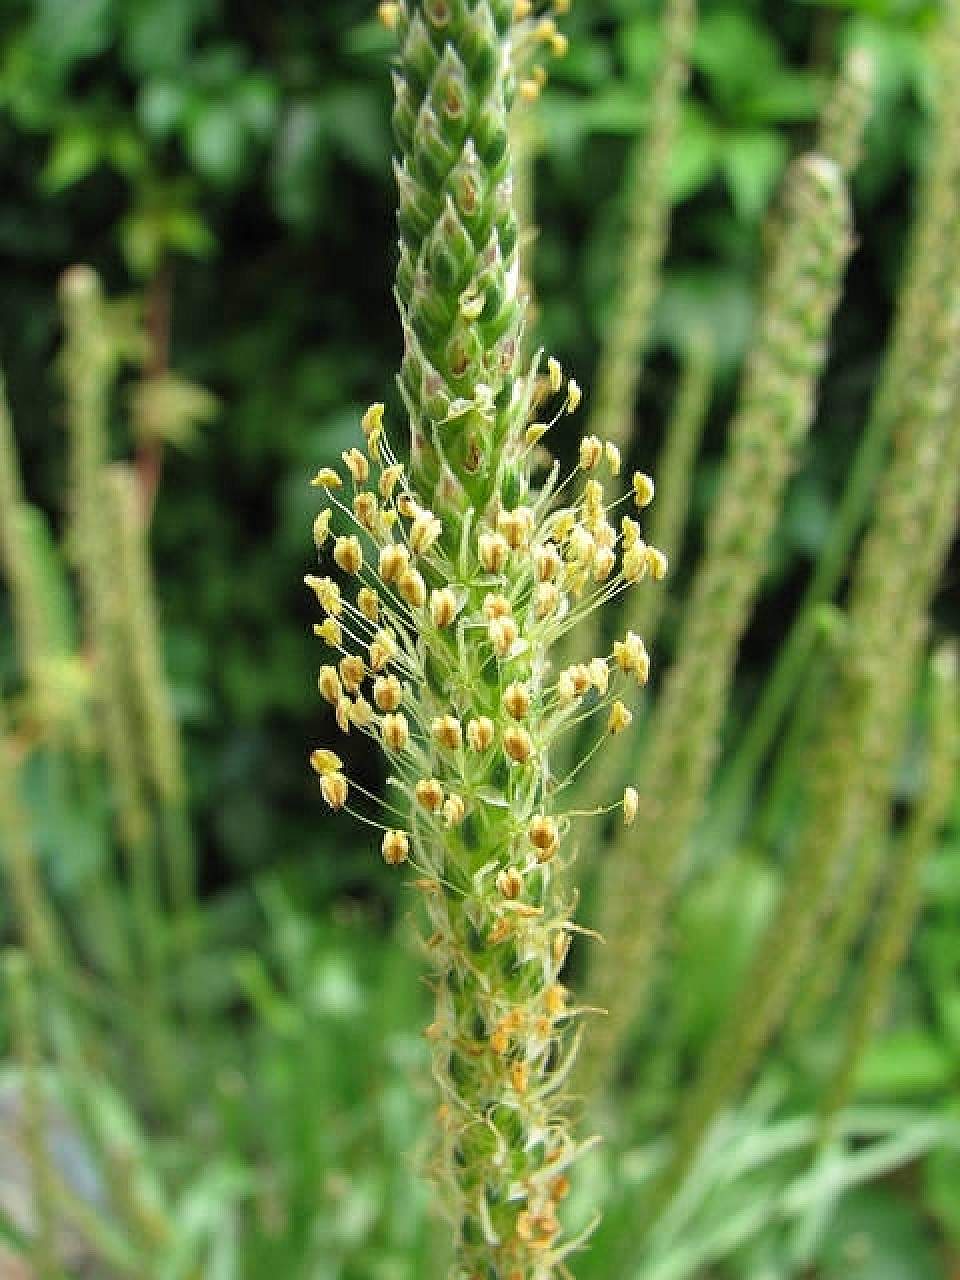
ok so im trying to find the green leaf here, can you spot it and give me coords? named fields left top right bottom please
left=722, top=130, right=788, bottom=221
left=186, top=101, right=248, bottom=186
left=42, top=127, right=101, bottom=192
left=855, top=1028, right=955, bottom=1098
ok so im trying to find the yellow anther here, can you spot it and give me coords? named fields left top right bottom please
left=309, top=748, right=342, bottom=776
left=334, top=535, right=363, bottom=575
left=633, top=471, right=655, bottom=508
left=382, top=712, right=410, bottom=752
left=320, top=772, right=348, bottom=810
left=467, top=717, right=495, bottom=752
left=607, top=700, right=633, bottom=735
left=504, top=726, right=534, bottom=764
left=382, top=830, right=410, bottom=866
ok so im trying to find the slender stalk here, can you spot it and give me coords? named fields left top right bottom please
left=579, top=150, right=855, bottom=1100
left=106, top=463, right=195, bottom=939
left=819, top=642, right=958, bottom=1129
left=648, top=233, right=960, bottom=1224
left=4, top=951, right=60, bottom=1280
left=308, top=4, right=664, bottom=1271
left=585, top=0, right=697, bottom=453
left=0, top=713, right=62, bottom=971
left=716, top=21, right=960, bottom=831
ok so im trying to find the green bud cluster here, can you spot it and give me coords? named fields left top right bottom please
left=392, top=0, right=530, bottom=515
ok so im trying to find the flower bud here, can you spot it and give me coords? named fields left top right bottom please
left=496, top=868, right=524, bottom=899
left=335, top=696, right=352, bottom=734
left=357, top=586, right=379, bottom=621
left=547, top=355, right=563, bottom=392
left=535, top=542, right=562, bottom=581
left=311, top=468, right=342, bottom=489
left=315, top=618, right=342, bottom=647
left=482, top=593, right=512, bottom=620
left=497, top=507, right=534, bottom=550
left=379, top=464, right=404, bottom=500
left=305, top=575, right=342, bottom=615
left=313, top=509, right=332, bottom=549
left=369, top=629, right=397, bottom=672
left=613, top=632, right=651, bottom=683
left=353, top=491, right=378, bottom=531
left=593, top=548, right=616, bottom=582
left=588, top=658, right=609, bottom=695
left=579, top=435, right=603, bottom=470
left=566, top=379, right=582, bottom=413
left=535, top=583, right=561, bottom=621
left=349, top=695, right=374, bottom=728
left=443, top=794, right=466, bottom=826
left=410, top=510, right=442, bottom=554
left=646, top=546, right=669, bottom=581
left=605, top=442, right=622, bottom=475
